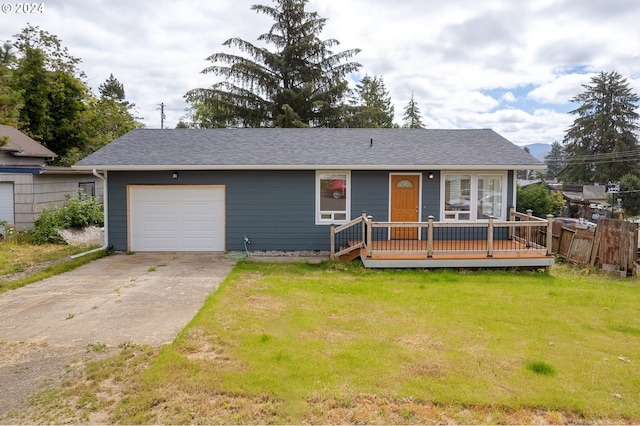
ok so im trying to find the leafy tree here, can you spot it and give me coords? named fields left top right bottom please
left=516, top=183, right=552, bottom=216
left=619, top=173, right=640, bottom=217
left=7, top=27, right=142, bottom=164
left=59, top=74, right=143, bottom=165
left=402, top=92, right=425, bottom=129
left=346, top=74, right=394, bottom=128
left=0, top=42, right=23, bottom=128
left=185, top=0, right=361, bottom=128
left=11, top=25, right=89, bottom=158
left=550, top=189, right=566, bottom=216
left=561, top=71, right=640, bottom=184
left=12, top=24, right=83, bottom=76
left=544, top=141, right=565, bottom=181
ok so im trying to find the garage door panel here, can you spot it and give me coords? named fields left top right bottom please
left=129, top=185, right=225, bottom=252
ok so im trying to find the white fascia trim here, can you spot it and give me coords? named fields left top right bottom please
left=73, top=164, right=546, bottom=171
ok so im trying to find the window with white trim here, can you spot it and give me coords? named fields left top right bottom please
left=316, top=171, right=350, bottom=224
left=442, top=172, right=506, bottom=221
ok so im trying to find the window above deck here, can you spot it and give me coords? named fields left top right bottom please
left=442, top=172, right=506, bottom=221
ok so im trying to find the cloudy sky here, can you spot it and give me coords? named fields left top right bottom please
left=2, top=0, right=639, bottom=146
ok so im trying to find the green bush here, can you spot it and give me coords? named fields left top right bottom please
left=28, top=196, right=104, bottom=245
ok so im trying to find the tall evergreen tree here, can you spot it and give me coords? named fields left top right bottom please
left=544, top=141, right=565, bottom=180
left=346, top=74, right=395, bottom=128
left=185, top=0, right=361, bottom=128
left=401, top=92, right=425, bottom=129
left=561, top=71, right=640, bottom=184
left=517, top=147, right=534, bottom=180
left=99, top=74, right=125, bottom=102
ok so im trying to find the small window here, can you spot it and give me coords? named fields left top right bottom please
left=396, top=179, right=414, bottom=188
left=316, top=171, right=350, bottom=224
left=78, top=182, right=95, bottom=201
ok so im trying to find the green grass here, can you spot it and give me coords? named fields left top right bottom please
left=0, top=249, right=106, bottom=293
left=108, top=261, right=640, bottom=424
left=0, top=242, right=97, bottom=276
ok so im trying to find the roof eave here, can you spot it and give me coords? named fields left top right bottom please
left=74, top=164, right=546, bottom=172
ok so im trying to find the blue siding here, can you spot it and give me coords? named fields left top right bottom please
left=106, top=169, right=518, bottom=252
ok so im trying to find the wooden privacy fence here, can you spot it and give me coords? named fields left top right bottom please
left=553, top=218, right=638, bottom=276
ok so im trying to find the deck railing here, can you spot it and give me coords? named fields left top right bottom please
left=330, top=209, right=554, bottom=260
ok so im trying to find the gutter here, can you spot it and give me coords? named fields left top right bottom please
left=70, top=169, right=109, bottom=259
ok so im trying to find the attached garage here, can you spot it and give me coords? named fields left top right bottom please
left=128, top=185, right=225, bottom=252
left=0, top=182, right=14, bottom=225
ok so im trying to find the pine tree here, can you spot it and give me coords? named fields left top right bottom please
left=561, top=71, right=640, bottom=183
left=346, top=74, right=395, bottom=128
left=544, top=141, right=565, bottom=180
left=401, top=92, right=425, bottom=129
left=185, top=0, right=361, bottom=128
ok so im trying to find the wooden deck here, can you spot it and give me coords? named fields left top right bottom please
left=331, top=210, right=555, bottom=269
left=351, top=239, right=554, bottom=268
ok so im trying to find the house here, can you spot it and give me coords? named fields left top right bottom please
left=561, top=184, right=611, bottom=221
left=73, top=128, right=551, bottom=267
left=0, top=125, right=104, bottom=230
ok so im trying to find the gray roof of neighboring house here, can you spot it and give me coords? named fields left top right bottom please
left=74, top=128, right=544, bottom=171
left=0, top=125, right=57, bottom=158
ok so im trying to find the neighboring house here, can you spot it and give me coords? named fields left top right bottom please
left=562, top=184, right=610, bottom=221
left=74, top=128, right=545, bottom=255
left=0, top=125, right=104, bottom=230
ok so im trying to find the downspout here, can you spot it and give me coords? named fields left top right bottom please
left=71, top=169, right=108, bottom=258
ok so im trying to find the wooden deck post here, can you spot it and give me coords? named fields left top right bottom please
left=546, top=214, right=554, bottom=256
left=330, top=224, right=335, bottom=260
left=427, top=216, right=434, bottom=257
left=526, top=209, right=533, bottom=247
left=508, top=207, right=514, bottom=240
left=361, top=211, right=367, bottom=247
left=487, top=216, right=494, bottom=257
left=366, top=214, right=373, bottom=258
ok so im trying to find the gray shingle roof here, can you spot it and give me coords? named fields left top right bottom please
left=0, top=125, right=57, bottom=158
left=74, top=128, right=543, bottom=170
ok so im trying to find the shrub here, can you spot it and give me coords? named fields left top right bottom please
left=28, top=195, right=104, bottom=245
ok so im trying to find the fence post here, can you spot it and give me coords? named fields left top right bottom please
left=546, top=214, right=554, bottom=256
left=330, top=223, right=335, bottom=260
left=427, top=216, right=434, bottom=258
left=487, top=216, right=494, bottom=257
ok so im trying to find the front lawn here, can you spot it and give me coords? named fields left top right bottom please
left=105, top=261, right=640, bottom=424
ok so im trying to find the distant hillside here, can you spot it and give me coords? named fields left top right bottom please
left=523, top=143, right=551, bottom=162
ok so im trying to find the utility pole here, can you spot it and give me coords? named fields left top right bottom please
left=157, top=103, right=166, bottom=129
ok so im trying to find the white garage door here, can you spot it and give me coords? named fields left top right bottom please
left=0, top=183, right=14, bottom=225
left=129, top=185, right=225, bottom=252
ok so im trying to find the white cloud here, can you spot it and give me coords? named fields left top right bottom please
left=2, top=0, right=639, bottom=142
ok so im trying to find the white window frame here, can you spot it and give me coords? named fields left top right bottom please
left=316, top=170, right=351, bottom=225
left=441, top=171, right=507, bottom=221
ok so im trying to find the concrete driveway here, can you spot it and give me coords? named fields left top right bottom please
left=0, top=252, right=235, bottom=417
